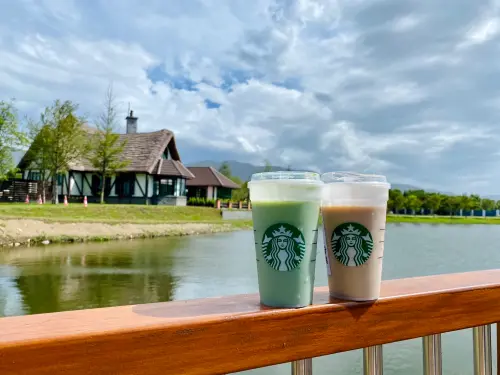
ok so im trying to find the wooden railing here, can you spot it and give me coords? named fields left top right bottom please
left=1, top=269, right=500, bottom=374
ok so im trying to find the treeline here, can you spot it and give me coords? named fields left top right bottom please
left=389, top=189, right=499, bottom=215
left=223, top=166, right=500, bottom=216
left=217, top=160, right=275, bottom=202
left=0, top=84, right=129, bottom=204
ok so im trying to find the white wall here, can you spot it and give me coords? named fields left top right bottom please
left=134, top=173, right=147, bottom=198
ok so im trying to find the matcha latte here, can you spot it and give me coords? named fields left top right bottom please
left=248, top=172, right=323, bottom=308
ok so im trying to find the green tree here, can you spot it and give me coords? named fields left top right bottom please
left=41, top=100, right=89, bottom=204
left=232, top=181, right=249, bottom=201
left=481, top=198, right=495, bottom=211
left=89, top=85, right=129, bottom=203
left=0, top=100, right=28, bottom=181
left=469, top=194, right=481, bottom=210
left=459, top=194, right=472, bottom=212
left=24, top=120, right=52, bottom=202
left=218, top=162, right=231, bottom=178
left=389, top=189, right=406, bottom=213
left=406, top=194, right=422, bottom=214
left=425, top=193, right=442, bottom=214
left=496, top=200, right=500, bottom=210
left=263, top=159, right=273, bottom=172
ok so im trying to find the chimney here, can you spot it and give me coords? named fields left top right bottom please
left=126, top=110, right=138, bottom=134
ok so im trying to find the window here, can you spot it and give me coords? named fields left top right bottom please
left=91, top=175, right=101, bottom=196
left=115, top=174, right=135, bottom=197
left=29, top=171, right=41, bottom=181
left=162, top=148, right=170, bottom=160
left=57, top=174, right=64, bottom=186
left=159, top=178, right=175, bottom=196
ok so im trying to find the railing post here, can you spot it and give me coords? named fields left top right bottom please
left=291, top=359, right=312, bottom=375
left=473, top=325, right=492, bottom=375
left=423, top=334, right=442, bottom=375
left=363, top=346, right=383, bottom=375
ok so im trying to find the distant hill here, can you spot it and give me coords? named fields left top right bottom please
left=187, top=160, right=453, bottom=194
left=187, top=160, right=289, bottom=181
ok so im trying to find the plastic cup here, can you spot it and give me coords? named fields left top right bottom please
left=248, top=171, right=323, bottom=308
left=320, top=172, right=390, bottom=301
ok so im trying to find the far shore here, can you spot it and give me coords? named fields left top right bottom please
left=387, top=214, right=500, bottom=225
left=0, top=218, right=251, bottom=247
left=0, top=204, right=252, bottom=247
left=1, top=204, right=499, bottom=248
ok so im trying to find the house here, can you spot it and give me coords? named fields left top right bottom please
left=186, top=167, right=240, bottom=200
left=17, top=111, right=195, bottom=205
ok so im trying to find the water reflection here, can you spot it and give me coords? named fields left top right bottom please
left=0, top=238, right=182, bottom=316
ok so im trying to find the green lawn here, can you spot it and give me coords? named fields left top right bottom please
left=387, top=214, right=500, bottom=225
left=0, top=203, right=226, bottom=224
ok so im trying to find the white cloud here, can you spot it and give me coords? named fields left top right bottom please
left=2, top=0, right=500, bottom=194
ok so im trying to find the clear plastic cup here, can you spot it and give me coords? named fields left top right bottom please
left=248, top=171, right=323, bottom=307
left=320, top=172, right=390, bottom=301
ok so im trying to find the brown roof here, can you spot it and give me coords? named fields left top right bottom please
left=186, top=167, right=240, bottom=189
left=19, top=127, right=194, bottom=179
left=155, top=159, right=195, bottom=179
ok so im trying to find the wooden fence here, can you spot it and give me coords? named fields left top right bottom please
left=216, top=200, right=251, bottom=210
left=0, top=179, right=53, bottom=203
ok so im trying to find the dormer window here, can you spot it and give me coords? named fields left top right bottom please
left=162, top=148, right=170, bottom=160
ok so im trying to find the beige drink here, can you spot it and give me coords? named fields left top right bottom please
left=322, top=206, right=387, bottom=301
left=320, top=172, right=390, bottom=301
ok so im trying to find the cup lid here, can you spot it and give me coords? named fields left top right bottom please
left=249, top=171, right=322, bottom=184
left=321, top=171, right=390, bottom=187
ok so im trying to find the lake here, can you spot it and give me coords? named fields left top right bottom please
left=0, top=223, right=498, bottom=374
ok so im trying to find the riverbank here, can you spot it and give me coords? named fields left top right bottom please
left=0, top=219, right=251, bottom=247
left=0, top=204, right=252, bottom=247
left=387, top=214, right=500, bottom=225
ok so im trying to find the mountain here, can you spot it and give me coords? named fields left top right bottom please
left=187, top=160, right=451, bottom=193
left=187, top=160, right=289, bottom=181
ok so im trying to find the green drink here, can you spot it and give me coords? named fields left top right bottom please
left=248, top=172, right=323, bottom=308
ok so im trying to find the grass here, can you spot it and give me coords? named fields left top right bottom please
left=387, top=214, right=500, bottom=225
left=0, top=203, right=226, bottom=224
left=1, top=203, right=498, bottom=228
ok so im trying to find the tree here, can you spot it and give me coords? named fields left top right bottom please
left=24, top=120, right=52, bottom=202
left=389, top=189, right=406, bottom=213
left=0, top=100, right=28, bottom=181
left=232, top=181, right=249, bottom=201
left=425, top=193, right=442, bottom=214
left=218, top=162, right=231, bottom=178
left=481, top=198, right=495, bottom=211
left=89, top=85, right=129, bottom=203
left=263, top=159, right=273, bottom=172
left=406, top=195, right=422, bottom=214
left=469, top=194, right=481, bottom=210
left=41, top=100, right=89, bottom=204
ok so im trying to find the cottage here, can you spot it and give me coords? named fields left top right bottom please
left=17, top=111, right=194, bottom=205
left=186, top=167, right=240, bottom=200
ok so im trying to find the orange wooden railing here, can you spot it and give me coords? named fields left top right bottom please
left=1, top=270, right=500, bottom=375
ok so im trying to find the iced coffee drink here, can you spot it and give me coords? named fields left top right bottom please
left=321, top=172, right=390, bottom=301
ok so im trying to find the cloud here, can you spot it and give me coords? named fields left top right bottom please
left=1, top=0, right=500, bottom=194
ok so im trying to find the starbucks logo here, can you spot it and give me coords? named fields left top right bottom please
left=262, top=223, right=306, bottom=271
left=331, top=223, right=373, bottom=267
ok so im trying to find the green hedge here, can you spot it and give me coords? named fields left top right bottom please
left=187, top=197, right=216, bottom=207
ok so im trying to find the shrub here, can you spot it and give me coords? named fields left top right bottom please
left=187, top=197, right=216, bottom=207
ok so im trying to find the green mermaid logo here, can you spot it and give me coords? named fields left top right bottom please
left=262, top=223, right=306, bottom=271
left=331, top=223, right=373, bottom=267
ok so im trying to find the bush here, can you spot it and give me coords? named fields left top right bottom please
left=187, top=197, right=216, bottom=207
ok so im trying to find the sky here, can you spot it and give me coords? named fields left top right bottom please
left=1, top=0, right=500, bottom=194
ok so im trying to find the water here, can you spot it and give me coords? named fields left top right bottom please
left=0, top=223, right=498, bottom=374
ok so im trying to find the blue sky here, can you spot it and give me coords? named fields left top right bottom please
left=2, top=0, right=500, bottom=194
